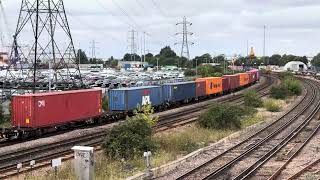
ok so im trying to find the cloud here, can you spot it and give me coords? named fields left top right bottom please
left=0, top=0, right=320, bottom=58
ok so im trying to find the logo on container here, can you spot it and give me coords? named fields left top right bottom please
left=142, top=96, right=151, bottom=105
left=143, top=90, right=151, bottom=96
left=38, top=100, right=46, bottom=108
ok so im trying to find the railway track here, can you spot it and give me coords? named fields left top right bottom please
left=177, top=78, right=320, bottom=180
left=155, top=75, right=276, bottom=131
left=0, top=75, right=276, bottom=179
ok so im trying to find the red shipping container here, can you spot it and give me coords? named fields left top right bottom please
left=223, top=74, right=240, bottom=90
left=12, top=89, right=102, bottom=128
left=195, top=80, right=206, bottom=97
left=248, top=72, right=256, bottom=84
left=222, top=77, right=229, bottom=92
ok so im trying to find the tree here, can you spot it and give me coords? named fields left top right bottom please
left=312, top=53, right=320, bottom=67
left=76, top=49, right=89, bottom=64
left=159, top=46, right=177, bottom=58
left=269, top=54, right=281, bottom=65
left=123, top=53, right=141, bottom=62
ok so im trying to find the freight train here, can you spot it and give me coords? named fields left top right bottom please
left=1, top=69, right=259, bottom=140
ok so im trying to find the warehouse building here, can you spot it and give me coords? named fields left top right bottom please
left=283, top=61, right=308, bottom=72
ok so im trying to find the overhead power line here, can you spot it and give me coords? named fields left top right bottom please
left=151, top=0, right=166, bottom=17
left=111, top=0, right=143, bottom=31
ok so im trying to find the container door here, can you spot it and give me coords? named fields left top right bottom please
left=110, top=90, right=125, bottom=111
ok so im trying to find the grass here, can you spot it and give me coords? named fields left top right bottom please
left=264, top=99, right=283, bottom=112
left=25, top=98, right=291, bottom=180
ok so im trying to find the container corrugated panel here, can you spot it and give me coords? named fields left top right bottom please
left=12, top=89, right=102, bottom=128
left=222, top=77, right=229, bottom=91
left=196, top=77, right=223, bottom=96
left=195, top=80, right=206, bottom=97
left=239, top=73, right=249, bottom=87
left=223, top=75, right=240, bottom=90
left=162, top=82, right=196, bottom=102
left=109, top=86, right=162, bottom=111
left=249, top=69, right=260, bottom=81
left=248, top=72, right=256, bottom=84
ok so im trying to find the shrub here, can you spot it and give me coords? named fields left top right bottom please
left=279, top=71, right=293, bottom=80
left=283, top=78, right=302, bottom=96
left=244, top=90, right=263, bottom=108
left=184, top=69, right=196, bottom=77
left=103, top=105, right=157, bottom=160
left=102, top=96, right=109, bottom=112
left=270, top=85, right=289, bottom=99
left=198, top=103, right=242, bottom=130
left=103, top=117, right=155, bottom=160
left=264, top=99, right=281, bottom=112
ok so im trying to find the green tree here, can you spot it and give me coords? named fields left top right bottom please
left=76, top=49, right=89, bottom=64
left=123, top=53, right=141, bottom=62
left=312, top=53, right=320, bottom=67
left=159, top=46, right=177, bottom=58
left=269, top=54, right=281, bottom=66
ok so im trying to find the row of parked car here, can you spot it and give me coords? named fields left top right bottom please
left=108, top=69, right=260, bottom=111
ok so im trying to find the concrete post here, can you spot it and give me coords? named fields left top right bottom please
left=144, top=151, right=152, bottom=179
left=72, top=146, right=95, bottom=180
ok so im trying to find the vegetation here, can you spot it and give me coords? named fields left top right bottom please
left=264, top=99, right=282, bottom=112
left=184, top=69, right=196, bottom=77
left=101, top=96, right=109, bottom=112
left=0, top=102, right=4, bottom=124
left=198, top=65, right=224, bottom=77
left=198, top=103, right=243, bottom=130
left=244, top=90, right=263, bottom=108
left=103, top=105, right=157, bottom=160
left=271, top=73, right=302, bottom=99
left=270, top=86, right=289, bottom=99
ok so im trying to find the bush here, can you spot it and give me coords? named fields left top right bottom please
left=198, top=103, right=242, bottom=130
left=244, top=90, right=263, bottom=108
left=103, top=117, right=155, bottom=160
left=264, top=99, right=282, bottom=112
left=270, top=85, right=288, bottom=99
left=279, top=71, right=293, bottom=80
left=184, top=69, right=196, bottom=77
left=103, top=105, right=157, bottom=160
left=102, top=96, right=109, bottom=112
left=283, top=78, right=302, bottom=96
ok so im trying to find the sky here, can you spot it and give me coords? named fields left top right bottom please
left=1, top=0, right=320, bottom=59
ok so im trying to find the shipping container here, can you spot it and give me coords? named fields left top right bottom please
left=248, top=72, right=256, bottom=84
left=196, top=77, right=223, bottom=96
left=249, top=69, right=260, bottom=81
left=239, top=73, right=249, bottom=87
left=223, top=74, right=240, bottom=91
left=222, top=77, right=229, bottom=92
left=12, top=89, right=102, bottom=128
left=162, top=81, right=196, bottom=103
left=109, top=86, right=162, bottom=111
left=195, top=80, right=206, bottom=97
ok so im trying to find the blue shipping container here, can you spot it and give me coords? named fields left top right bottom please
left=109, top=86, right=162, bottom=111
left=162, top=82, right=196, bottom=103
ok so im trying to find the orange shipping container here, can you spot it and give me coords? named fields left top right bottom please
left=239, top=73, right=249, bottom=86
left=196, top=77, right=223, bottom=96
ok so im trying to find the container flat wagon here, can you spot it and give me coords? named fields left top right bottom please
left=108, top=86, right=163, bottom=111
left=162, top=82, right=196, bottom=103
left=12, top=89, right=102, bottom=128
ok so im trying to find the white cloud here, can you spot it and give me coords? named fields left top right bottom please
left=0, top=0, right=320, bottom=59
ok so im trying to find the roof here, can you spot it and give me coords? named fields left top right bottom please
left=15, top=88, right=101, bottom=97
left=163, top=81, right=195, bottom=85
left=112, top=86, right=160, bottom=91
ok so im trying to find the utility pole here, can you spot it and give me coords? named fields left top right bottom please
left=175, top=16, right=194, bottom=60
left=263, top=25, right=266, bottom=57
left=127, top=30, right=137, bottom=62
